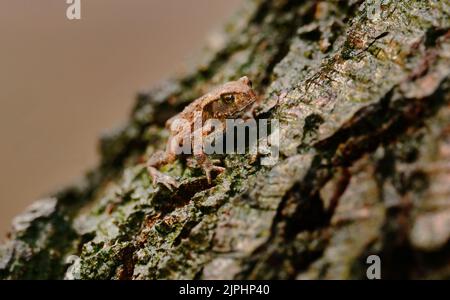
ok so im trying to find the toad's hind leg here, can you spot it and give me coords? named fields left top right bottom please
left=146, top=150, right=179, bottom=190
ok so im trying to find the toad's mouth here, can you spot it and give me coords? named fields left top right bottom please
left=229, top=100, right=255, bottom=118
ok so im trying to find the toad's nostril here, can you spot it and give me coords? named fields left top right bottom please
left=239, top=76, right=252, bottom=87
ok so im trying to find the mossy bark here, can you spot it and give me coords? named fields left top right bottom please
left=1, top=0, right=449, bottom=279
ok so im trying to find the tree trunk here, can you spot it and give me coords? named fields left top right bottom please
left=1, top=0, right=449, bottom=280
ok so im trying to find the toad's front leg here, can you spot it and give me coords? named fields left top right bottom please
left=195, top=152, right=225, bottom=184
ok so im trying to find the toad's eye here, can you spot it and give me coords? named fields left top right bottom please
left=221, top=94, right=235, bottom=104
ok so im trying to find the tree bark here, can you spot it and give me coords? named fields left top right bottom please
left=1, top=0, right=449, bottom=280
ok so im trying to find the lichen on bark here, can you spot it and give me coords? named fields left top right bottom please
left=1, top=0, right=449, bottom=279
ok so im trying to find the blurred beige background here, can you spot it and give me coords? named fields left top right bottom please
left=0, top=0, right=243, bottom=237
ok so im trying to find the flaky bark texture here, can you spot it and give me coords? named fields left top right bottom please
left=1, top=0, right=449, bottom=280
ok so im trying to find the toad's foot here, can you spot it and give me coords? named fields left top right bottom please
left=195, top=154, right=225, bottom=184
left=147, top=166, right=179, bottom=191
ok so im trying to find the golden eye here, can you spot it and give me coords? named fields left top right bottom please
left=221, top=94, right=235, bottom=104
